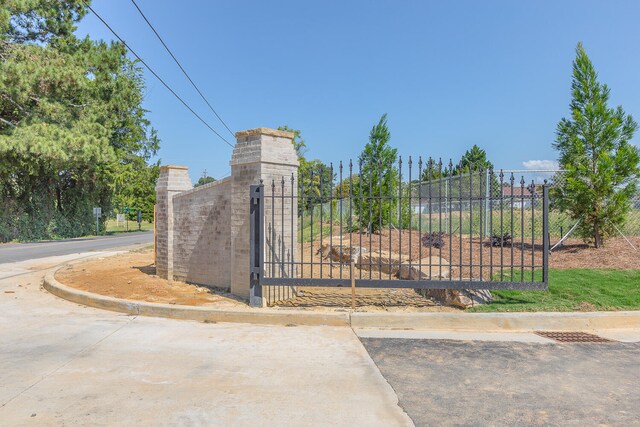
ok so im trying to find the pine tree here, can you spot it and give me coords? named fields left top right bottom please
left=355, top=114, right=400, bottom=232
left=554, top=43, right=640, bottom=248
left=0, top=1, right=159, bottom=240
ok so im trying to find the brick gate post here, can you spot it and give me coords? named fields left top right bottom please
left=230, top=128, right=299, bottom=306
left=155, top=165, right=192, bottom=280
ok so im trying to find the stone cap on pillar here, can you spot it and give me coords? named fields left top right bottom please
left=156, top=165, right=193, bottom=192
left=235, top=128, right=294, bottom=140
left=231, top=128, right=299, bottom=167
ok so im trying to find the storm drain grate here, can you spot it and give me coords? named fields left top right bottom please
left=535, top=331, right=616, bottom=343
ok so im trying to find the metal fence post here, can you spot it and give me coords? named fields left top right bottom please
left=542, top=183, right=550, bottom=287
left=484, top=169, right=490, bottom=237
left=249, top=184, right=264, bottom=307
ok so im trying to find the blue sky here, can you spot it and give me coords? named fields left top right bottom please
left=77, top=0, right=640, bottom=184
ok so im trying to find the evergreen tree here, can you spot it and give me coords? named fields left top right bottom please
left=194, top=170, right=216, bottom=187
left=455, top=145, right=494, bottom=174
left=355, top=114, right=400, bottom=232
left=553, top=43, right=639, bottom=247
left=0, top=1, right=159, bottom=240
left=421, top=145, right=493, bottom=181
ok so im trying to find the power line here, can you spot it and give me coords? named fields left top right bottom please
left=130, top=0, right=235, bottom=138
left=85, top=3, right=234, bottom=148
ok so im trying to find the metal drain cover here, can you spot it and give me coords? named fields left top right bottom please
left=535, top=331, right=616, bottom=343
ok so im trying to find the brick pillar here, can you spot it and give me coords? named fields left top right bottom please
left=155, top=165, right=192, bottom=279
left=230, top=128, right=299, bottom=306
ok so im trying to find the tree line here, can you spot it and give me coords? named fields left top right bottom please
left=287, top=44, right=639, bottom=247
left=2, top=1, right=637, bottom=248
left=1, top=1, right=159, bottom=241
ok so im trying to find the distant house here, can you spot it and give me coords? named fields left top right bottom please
left=500, top=183, right=548, bottom=208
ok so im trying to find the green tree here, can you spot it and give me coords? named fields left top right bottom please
left=278, top=125, right=307, bottom=158
left=298, top=159, right=333, bottom=213
left=553, top=43, right=640, bottom=248
left=278, top=125, right=332, bottom=213
left=112, top=160, right=160, bottom=222
left=194, top=170, right=216, bottom=187
left=354, top=113, right=401, bottom=232
left=0, top=1, right=160, bottom=240
left=455, top=145, right=494, bottom=174
left=421, top=146, right=496, bottom=200
left=421, top=146, right=493, bottom=180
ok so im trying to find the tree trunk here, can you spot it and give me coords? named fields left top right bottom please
left=56, top=187, right=63, bottom=213
left=594, top=226, right=603, bottom=248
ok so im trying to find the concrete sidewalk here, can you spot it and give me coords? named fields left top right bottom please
left=4, top=252, right=640, bottom=426
left=0, top=254, right=411, bottom=426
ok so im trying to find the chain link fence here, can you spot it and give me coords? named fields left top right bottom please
left=410, top=169, right=640, bottom=242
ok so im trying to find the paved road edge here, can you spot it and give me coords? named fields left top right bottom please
left=44, top=267, right=640, bottom=331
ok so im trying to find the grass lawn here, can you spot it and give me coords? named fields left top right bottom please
left=104, top=219, right=153, bottom=234
left=469, top=269, right=640, bottom=312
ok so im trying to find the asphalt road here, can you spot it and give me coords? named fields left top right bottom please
left=0, top=232, right=153, bottom=264
left=361, top=338, right=640, bottom=426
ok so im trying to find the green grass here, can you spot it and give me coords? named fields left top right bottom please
left=104, top=219, right=153, bottom=234
left=469, top=269, right=640, bottom=312
left=299, top=221, right=332, bottom=243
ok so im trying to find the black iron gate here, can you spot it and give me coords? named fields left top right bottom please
left=250, top=158, right=549, bottom=305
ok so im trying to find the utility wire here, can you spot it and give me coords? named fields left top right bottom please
left=130, top=0, right=235, bottom=138
left=85, top=3, right=234, bottom=148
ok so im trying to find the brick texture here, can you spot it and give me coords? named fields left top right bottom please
left=155, top=166, right=192, bottom=279
left=155, top=129, right=299, bottom=307
left=172, top=178, right=232, bottom=288
left=230, top=131, right=299, bottom=305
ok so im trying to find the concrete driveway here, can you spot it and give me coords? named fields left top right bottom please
left=0, top=254, right=411, bottom=426
left=3, top=251, right=640, bottom=426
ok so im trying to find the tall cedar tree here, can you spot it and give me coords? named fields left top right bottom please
left=554, top=43, right=639, bottom=248
left=356, top=114, right=399, bottom=232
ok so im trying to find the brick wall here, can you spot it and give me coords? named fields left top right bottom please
left=155, top=128, right=299, bottom=307
left=172, top=178, right=231, bottom=288
left=155, top=166, right=192, bottom=279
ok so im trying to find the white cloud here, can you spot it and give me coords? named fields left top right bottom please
left=522, top=160, right=559, bottom=170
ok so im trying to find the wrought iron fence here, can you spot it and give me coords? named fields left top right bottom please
left=250, top=158, right=551, bottom=303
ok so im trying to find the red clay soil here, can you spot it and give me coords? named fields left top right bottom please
left=297, top=230, right=640, bottom=282
left=55, top=235, right=638, bottom=311
left=55, top=248, right=245, bottom=307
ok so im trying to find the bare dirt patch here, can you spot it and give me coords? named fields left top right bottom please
left=295, top=230, right=640, bottom=281
left=55, top=233, right=639, bottom=311
left=276, top=287, right=457, bottom=312
left=274, top=232, right=639, bottom=309
left=56, top=248, right=245, bottom=307
left=548, top=236, right=640, bottom=269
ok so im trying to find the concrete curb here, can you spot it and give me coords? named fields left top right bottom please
left=350, top=311, right=640, bottom=331
left=45, top=266, right=640, bottom=331
left=43, top=270, right=349, bottom=327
